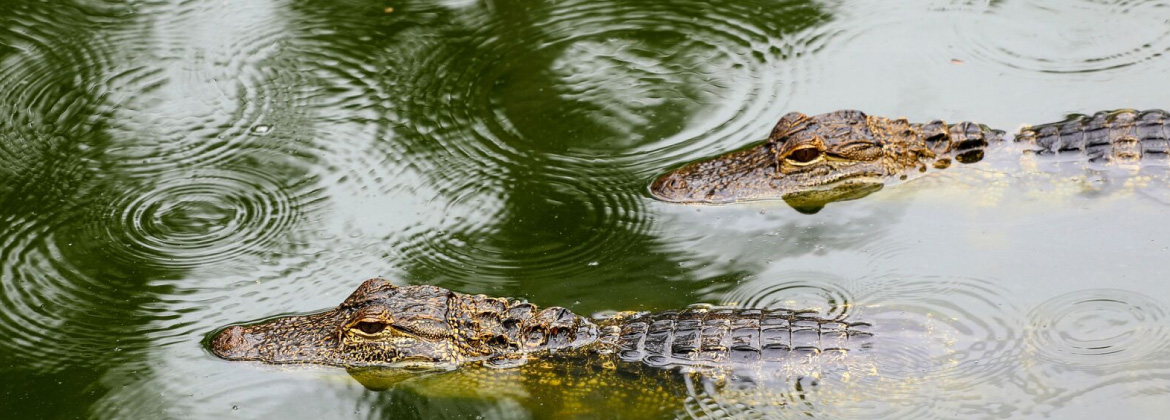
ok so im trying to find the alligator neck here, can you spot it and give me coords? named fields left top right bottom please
left=898, top=120, right=1004, bottom=170
left=445, top=296, right=603, bottom=367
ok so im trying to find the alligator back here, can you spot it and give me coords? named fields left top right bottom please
left=599, top=307, right=873, bottom=369
left=1016, top=109, right=1170, bottom=162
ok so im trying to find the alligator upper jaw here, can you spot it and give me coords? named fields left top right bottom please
left=208, top=310, right=347, bottom=365
left=208, top=324, right=258, bottom=361
left=648, top=143, right=887, bottom=209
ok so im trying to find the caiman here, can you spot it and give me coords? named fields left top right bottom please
left=209, top=278, right=872, bottom=371
left=649, top=109, right=1170, bottom=212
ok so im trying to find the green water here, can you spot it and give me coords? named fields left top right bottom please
left=3, top=0, right=1170, bottom=418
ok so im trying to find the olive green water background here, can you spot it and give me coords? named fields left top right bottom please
left=4, top=0, right=1170, bottom=418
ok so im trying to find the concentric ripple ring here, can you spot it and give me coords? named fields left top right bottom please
left=955, top=0, right=1170, bottom=74
left=94, top=167, right=298, bottom=270
left=720, top=273, right=856, bottom=319
left=1026, top=288, right=1169, bottom=367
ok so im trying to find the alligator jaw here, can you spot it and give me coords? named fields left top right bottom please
left=208, top=310, right=349, bottom=365
left=208, top=325, right=254, bottom=360
left=648, top=142, right=887, bottom=207
left=649, top=110, right=1001, bottom=209
left=208, top=279, right=599, bottom=369
left=649, top=144, right=777, bottom=204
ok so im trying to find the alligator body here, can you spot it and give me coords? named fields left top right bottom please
left=209, top=278, right=871, bottom=370
left=649, top=109, right=1170, bottom=210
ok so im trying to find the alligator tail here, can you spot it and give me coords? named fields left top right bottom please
left=1016, top=109, right=1170, bottom=162
left=603, top=308, right=872, bottom=369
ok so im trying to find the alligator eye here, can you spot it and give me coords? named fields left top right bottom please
left=785, top=148, right=822, bottom=164
left=354, top=321, right=386, bottom=335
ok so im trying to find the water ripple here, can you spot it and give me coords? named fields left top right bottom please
left=1026, top=288, right=1169, bottom=367
left=395, top=170, right=651, bottom=285
left=389, top=0, right=831, bottom=173
left=690, top=274, right=1022, bottom=419
left=319, top=0, right=837, bottom=287
left=812, top=275, right=1022, bottom=419
left=92, top=166, right=301, bottom=270
left=1013, top=289, right=1170, bottom=415
left=955, top=0, right=1170, bottom=75
left=0, top=1, right=145, bottom=373
left=719, top=273, right=857, bottom=320
left=0, top=209, right=160, bottom=371
left=94, top=0, right=317, bottom=175
left=866, top=276, right=1022, bottom=380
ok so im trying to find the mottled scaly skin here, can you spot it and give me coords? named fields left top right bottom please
left=649, top=110, right=1004, bottom=206
left=210, top=278, right=600, bottom=369
left=650, top=109, right=1167, bottom=208
left=209, top=278, right=869, bottom=371
left=591, top=307, right=871, bottom=368
left=1017, top=109, right=1170, bottom=162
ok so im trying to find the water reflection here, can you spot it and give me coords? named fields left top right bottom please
left=1, top=0, right=320, bottom=418
left=719, top=271, right=857, bottom=319
left=0, top=3, right=176, bottom=417
left=0, top=0, right=144, bottom=363
left=3, top=0, right=1170, bottom=418
left=957, top=0, right=1170, bottom=75
left=1027, top=288, right=1169, bottom=366
left=1019, top=289, right=1170, bottom=415
left=369, top=0, right=834, bottom=311
left=387, top=0, right=828, bottom=161
left=701, top=274, right=1026, bottom=419
left=93, top=163, right=302, bottom=270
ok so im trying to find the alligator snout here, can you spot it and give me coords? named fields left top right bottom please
left=648, top=171, right=692, bottom=202
left=210, top=325, right=259, bottom=360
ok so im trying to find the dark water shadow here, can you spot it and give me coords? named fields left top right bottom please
left=0, top=2, right=175, bottom=417
left=1, top=1, right=325, bottom=418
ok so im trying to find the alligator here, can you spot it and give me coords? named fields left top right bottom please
left=649, top=109, right=1170, bottom=212
left=209, top=278, right=872, bottom=371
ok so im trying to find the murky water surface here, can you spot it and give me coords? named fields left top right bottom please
left=3, top=0, right=1170, bottom=418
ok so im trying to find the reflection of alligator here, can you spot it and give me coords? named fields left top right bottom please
left=210, top=278, right=872, bottom=369
left=650, top=109, right=1169, bottom=211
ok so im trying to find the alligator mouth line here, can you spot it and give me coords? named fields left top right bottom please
left=380, top=357, right=448, bottom=369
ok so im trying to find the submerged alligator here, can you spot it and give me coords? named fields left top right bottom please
left=210, top=278, right=871, bottom=370
left=650, top=109, right=1170, bottom=211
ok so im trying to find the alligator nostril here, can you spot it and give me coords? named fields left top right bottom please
left=211, top=325, right=248, bottom=358
left=650, top=173, right=687, bottom=200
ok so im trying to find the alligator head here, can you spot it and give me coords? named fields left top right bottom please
left=649, top=110, right=997, bottom=212
left=209, top=278, right=596, bottom=369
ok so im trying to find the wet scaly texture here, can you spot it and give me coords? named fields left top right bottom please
left=211, top=278, right=872, bottom=370
left=651, top=108, right=1170, bottom=211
